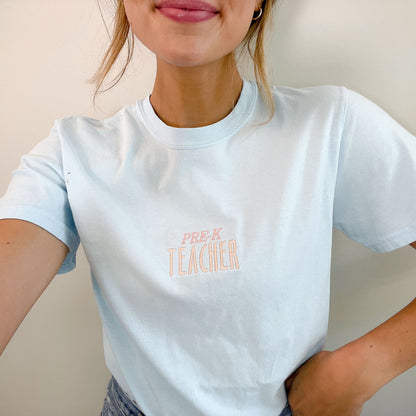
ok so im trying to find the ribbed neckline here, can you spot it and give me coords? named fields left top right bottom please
left=136, top=79, right=257, bottom=149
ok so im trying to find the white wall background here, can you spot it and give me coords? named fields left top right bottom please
left=0, top=0, right=415, bottom=414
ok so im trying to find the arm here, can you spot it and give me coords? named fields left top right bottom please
left=285, top=242, right=416, bottom=415
left=0, top=219, right=69, bottom=356
left=338, top=295, right=416, bottom=401
left=344, top=242, right=416, bottom=398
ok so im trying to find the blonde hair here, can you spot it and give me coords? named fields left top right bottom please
left=89, top=0, right=278, bottom=120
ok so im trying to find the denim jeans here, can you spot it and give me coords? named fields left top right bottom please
left=279, top=401, right=292, bottom=416
left=101, top=375, right=292, bottom=416
left=100, top=376, right=145, bottom=416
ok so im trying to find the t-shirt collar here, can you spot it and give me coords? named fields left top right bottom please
left=137, top=79, right=257, bottom=149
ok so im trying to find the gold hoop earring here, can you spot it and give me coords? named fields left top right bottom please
left=252, top=8, right=263, bottom=21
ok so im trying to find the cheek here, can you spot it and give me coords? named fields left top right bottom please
left=124, top=2, right=149, bottom=33
left=219, top=12, right=254, bottom=52
left=124, top=2, right=156, bottom=51
left=221, top=2, right=257, bottom=42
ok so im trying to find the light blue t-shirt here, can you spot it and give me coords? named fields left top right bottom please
left=1, top=79, right=416, bottom=416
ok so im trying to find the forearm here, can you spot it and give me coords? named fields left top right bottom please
left=338, top=297, right=416, bottom=401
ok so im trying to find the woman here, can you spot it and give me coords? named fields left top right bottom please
left=0, top=1, right=416, bottom=415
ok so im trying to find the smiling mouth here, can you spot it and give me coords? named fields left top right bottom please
left=155, top=0, right=219, bottom=13
left=155, top=0, right=219, bottom=22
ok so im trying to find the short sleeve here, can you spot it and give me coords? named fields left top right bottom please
left=333, top=87, right=416, bottom=253
left=0, top=121, right=80, bottom=274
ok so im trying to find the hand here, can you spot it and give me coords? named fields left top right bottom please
left=284, top=349, right=368, bottom=416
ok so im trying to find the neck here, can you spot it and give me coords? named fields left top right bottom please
left=150, top=55, right=243, bottom=128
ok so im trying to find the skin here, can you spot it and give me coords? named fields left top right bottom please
left=285, top=294, right=416, bottom=416
left=123, top=0, right=262, bottom=127
left=124, top=2, right=416, bottom=415
left=285, top=350, right=366, bottom=416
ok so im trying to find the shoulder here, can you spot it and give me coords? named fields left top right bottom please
left=55, top=104, right=134, bottom=133
left=53, top=101, right=140, bottom=143
left=266, top=84, right=347, bottom=122
left=271, top=84, right=346, bottom=107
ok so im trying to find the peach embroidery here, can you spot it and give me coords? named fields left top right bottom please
left=168, top=227, right=240, bottom=277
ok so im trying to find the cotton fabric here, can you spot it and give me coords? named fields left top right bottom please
left=1, top=79, right=416, bottom=416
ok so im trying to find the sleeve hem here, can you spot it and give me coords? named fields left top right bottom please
left=337, top=218, right=416, bottom=253
left=0, top=205, right=80, bottom=274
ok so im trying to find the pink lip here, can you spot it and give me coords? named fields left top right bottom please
left=156, top=0, right=218, bottom=12
left=156, top=0, right=219, bottom=23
